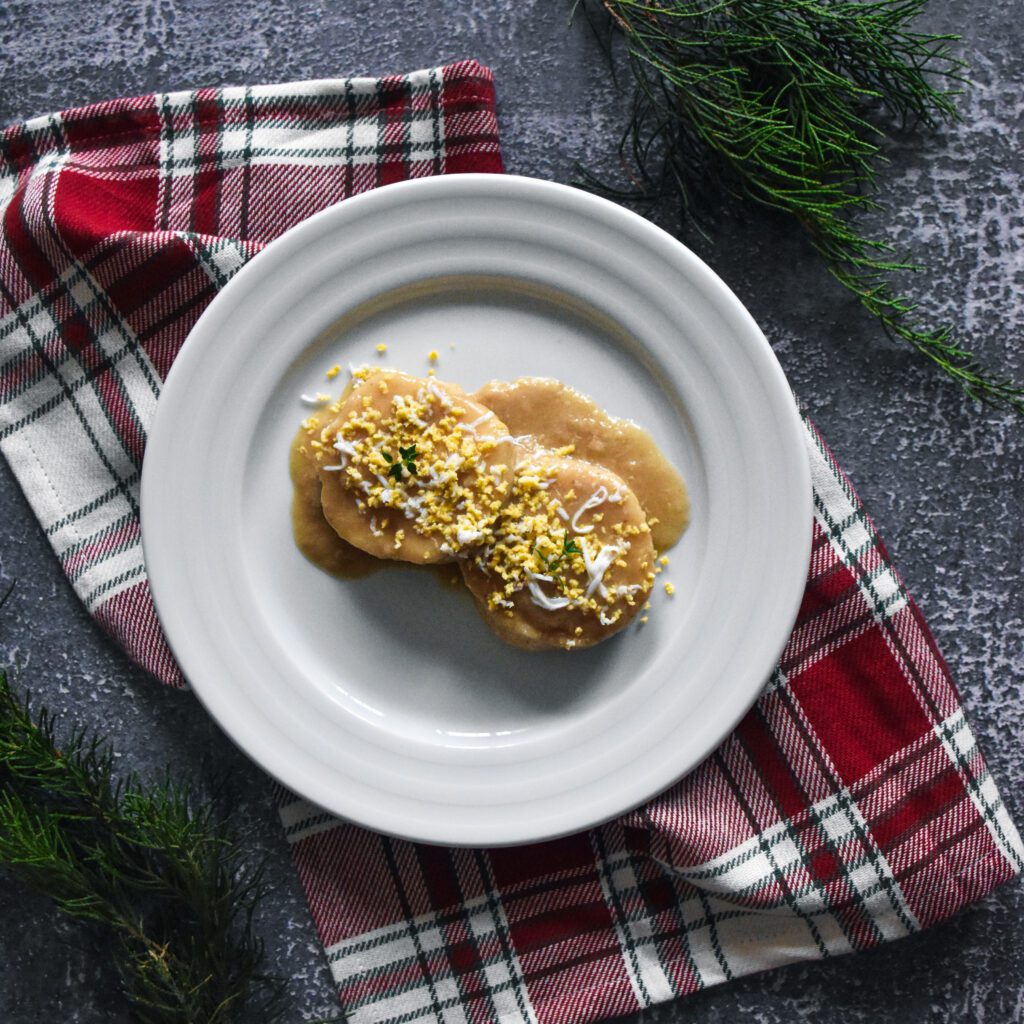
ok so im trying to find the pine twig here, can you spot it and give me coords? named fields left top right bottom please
left=0, top=670, right=285, bottom=1023
left=575, top=0, right=1024, bottom=412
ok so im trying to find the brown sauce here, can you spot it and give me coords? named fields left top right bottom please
left=289, top=407, right=378, bottom=578
left=290, top=375, right=688, bottom=578
left=472, top=378, right=689, bottom=552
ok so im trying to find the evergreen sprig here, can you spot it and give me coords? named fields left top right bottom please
left=576, top=0, right=1024, bottom=411
left=0, top=670, right=284, bottom=1023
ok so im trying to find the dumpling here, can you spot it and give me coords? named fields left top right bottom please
left=460, top=454, right=656, bottom=649
left=316, top=369, right=516, bottom=563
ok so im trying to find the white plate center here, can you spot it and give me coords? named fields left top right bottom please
left=241, top=277, right=705, bottom=747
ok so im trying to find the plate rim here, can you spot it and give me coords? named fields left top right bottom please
left=141, top=173, right=813, bottom=846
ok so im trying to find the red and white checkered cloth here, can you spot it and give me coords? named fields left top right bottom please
left=1, top=60, right=1020, bottom=1024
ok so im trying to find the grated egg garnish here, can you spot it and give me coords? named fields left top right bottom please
left=310, top=371, right=655, bottom=631
left=313, top=376, right=509, bottom=556
left=464, top=459, right=654, bottom=624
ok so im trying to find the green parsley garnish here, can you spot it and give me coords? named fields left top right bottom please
left=537, top=534, right=582, bottom=590
left=383, top=444, right=418, bottom=481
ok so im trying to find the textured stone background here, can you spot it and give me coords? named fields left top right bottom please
left=1, top=1, right=1021, bottom=1021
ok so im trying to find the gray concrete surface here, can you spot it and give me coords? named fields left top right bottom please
left=1, top=1, right=1021, bottom=1021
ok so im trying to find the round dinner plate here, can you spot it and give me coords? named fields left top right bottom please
left=142, top=174, right=812, bottom=847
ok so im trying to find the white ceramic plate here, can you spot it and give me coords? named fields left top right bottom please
left=142, top=174, right=811, bottom=847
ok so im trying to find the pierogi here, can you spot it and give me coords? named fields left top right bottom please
left=309, top=369, right=515, bottom=563
left=460, top=454, right=656, bottom=650
left=290, top=367, right=688, bottom=652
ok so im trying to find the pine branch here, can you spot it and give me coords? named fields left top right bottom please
left=0, top=670, right=285, bottom=1023
left=576, top=0, right=1024, bottom=411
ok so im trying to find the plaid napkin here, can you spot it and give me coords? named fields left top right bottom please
left=1, top=60, right=1020, bottom=1024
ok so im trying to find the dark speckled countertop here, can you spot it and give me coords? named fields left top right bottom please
left=1, top=2, right=1021, bottom=1021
